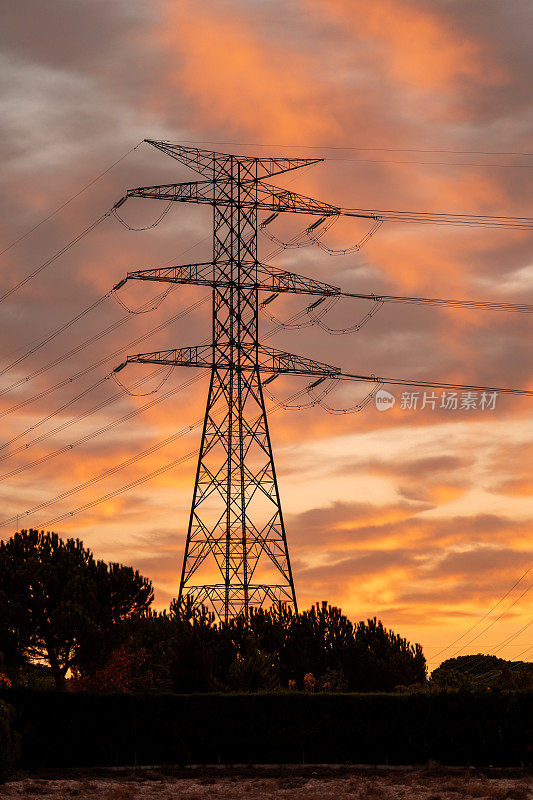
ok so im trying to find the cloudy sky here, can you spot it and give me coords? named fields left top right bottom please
left=1, top=0, right=532, bottom=670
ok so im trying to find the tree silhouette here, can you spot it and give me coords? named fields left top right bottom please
left=159, top=601, right=426, bottom=692
left=431, top=654, right=533, bottom=690
left=0, top=529, right=153, bottom=688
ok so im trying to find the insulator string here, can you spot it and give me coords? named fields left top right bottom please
left=112, top=365, right=174, bottom=396
left=260, top=295, right=339, bottom=330
left=314, top=381, right=383, bottom=414
left=110, top=284, right=174, bottom=314
left=263, top=377, right=336, bottom=410
left=307, top=216, right=383, bottom=255
left=315, top=297, right=385, bottom=334
left=112, top=200, right=173, bottom=231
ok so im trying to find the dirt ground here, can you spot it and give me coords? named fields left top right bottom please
left=0, top=767, right=532, bottom=800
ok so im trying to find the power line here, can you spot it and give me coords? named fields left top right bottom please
left=261, top=292, right=533, bottom=338
left=177, top=140, right=533, bottom=167
left=0, top=232, right=212, bottom=376
left=503, top=642, right=533, bottom=664
left=180, top=138, right=533, bottom=158
left=338, top=372, right=533, bottom=396
left=484, top=619, right=533, bottom=659
left=0, top=302, right=293, bottom=485
left=0, top=415, right=204, bottom=530
left=445, top=581, right=533, bottom=666
left=28, top=387, right=309, bottom=531
left=0, top=294, right=110, bottom=377
left=461, top=617, right=533, bottom=680
left=0, top=307, right=300, bottom=485
left=328, top=157, right=533, bottom=169
left=260, top=206, right=533, bottom=256
left=0, top=142, right=141, bottom=258
left=0, top=285, right=176, bottom=398
left=0, top=207, right=117, bottom=305
left=429, top=565, right=533, bottom=662
left=0, top=374, right=110, bottom=456
left=0, top=368, right=172, bottom=467
left=340, top=292, right=533, bottom=313
left=342, top=208, right=533, bottom=229
left=3, top=381, right=307, bottom=532
left=0, top=297, right=208, bottom=450
left=37, top=450, right=200, bottom=530
left=142, top=139, right=533, bottom=229
left=0, top=373, right=204, bottom=482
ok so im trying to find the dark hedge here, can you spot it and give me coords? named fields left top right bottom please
left=0, top=699, right=19, bottom=781
left=2, top=689, right=533, bottom=768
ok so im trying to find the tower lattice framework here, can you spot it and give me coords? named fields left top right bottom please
left=116, top=141, right=365, bottom=621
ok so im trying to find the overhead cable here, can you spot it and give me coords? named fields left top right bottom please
left=0, top=373, right=203, bottom=482
left=429, top=564, right=533, bottom=662
left=0, top=142, right=141, bottom=258
left=179, top=138, right=533, bottom=157
left=26, top=386, right=311, bottom=530
left=0, top=203, right=123, bottom=305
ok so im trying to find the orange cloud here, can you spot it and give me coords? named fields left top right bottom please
left=152, top=0, right=340, bottom=142
left=302, top=0, right=506, bottom=93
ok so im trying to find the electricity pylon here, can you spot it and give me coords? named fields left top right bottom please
left=115, top=141, right=369, bottom=622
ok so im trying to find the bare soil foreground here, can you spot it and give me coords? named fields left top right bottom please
left=0, top=767, right=532, bottom=800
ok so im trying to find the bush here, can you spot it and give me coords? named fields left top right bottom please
left=0, top=699, right=19, bottom=781
left=2, top=688, right=532, bottom=768
left=70, top=643, right=154, bottom=693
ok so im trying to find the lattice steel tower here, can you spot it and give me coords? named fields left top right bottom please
left=115, top=141, right=350, bottom=621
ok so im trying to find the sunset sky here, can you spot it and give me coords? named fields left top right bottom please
left=1, top=0, right=532, bottom=671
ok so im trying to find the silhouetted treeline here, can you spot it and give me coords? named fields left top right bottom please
left=430, top=654, right=533, bottom=691
left=0, top=529, right=427, bottom=692
left=79, top=599, right=427, bottom=693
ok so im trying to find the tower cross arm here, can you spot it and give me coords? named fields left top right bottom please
left=123, top=262, right=340, bottom=297
left=119, top=345, right=340, bottom=377
left=125, top=262, right=216, bottom=288
left=124, top=179, right=343, bottom=216
left=259, top=346, right=340, bottom=376
left=126, top=180, right=215, bottom=204
left=256, top=264, right=339, bottom=295
left=144, top=139, right=323, bottom=179
left=124, top=345, right=213, bottom=369
left=257, top=182, right=341, bottom=215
